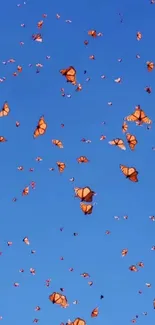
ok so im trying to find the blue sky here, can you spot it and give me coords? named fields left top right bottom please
left=0, top=0, right=155, bottom=324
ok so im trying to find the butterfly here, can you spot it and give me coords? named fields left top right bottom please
left=120, top=164, right=138, bottom=182
left=33, top=116, right=47, bottom=138
left=60, top=66, right=76, bottom=85
left=126, top=133, right=138, bottom=150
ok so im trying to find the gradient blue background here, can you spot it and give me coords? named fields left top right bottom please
left=0, top=0, right=155, bottom=324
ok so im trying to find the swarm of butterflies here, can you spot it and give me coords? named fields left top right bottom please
left=1, top=1, right=155, bottom=324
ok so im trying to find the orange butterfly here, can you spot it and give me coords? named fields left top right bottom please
left=68, top=319, right=86, bottom=325
left=88, top=30, right=97, bottom=37
left=100, top=135, right=106, bottom=140
left=22, top=186, right=29, bottom=195
left=137, top=262, right=144, bottom=268
left=74, top=187, right=95, bottom=202
left=17, top=65, right=22, bottom=72
left=81, top=272, right=90, bottom=277
left=145, top=86, right=151, bottom=94
left=84, top=40, right=89, bottom=45
left=36, top=157, right=42, bottom=162
left=109, top=138, right=126, bottom=150
left=91, top=307, right=99, bottom=317
left=146, top=61, right=154, bottom=72
left=16, top=121, right=20, bottom=127
left=122, top=121, right=128, bottom=133
left=37, top=20, right=43, bottom=28
left=129, top=265, right=138, bottom=272
left=32, top=34, right=43, bottom=42
left=80, top=203, right=93, bottom=215
left=23, top=237, right=30, bottom=245
left=126, top=133, right=138, bottom=150
left=0, top=136, right=7, bottom=142
left=49, top=292, right=68, bottom=308
left=136, top=32, right=142, bottom=40
left=89, top=55, right=95, bottom=60
left=77, top=156, right=89, bottom=163
left=52, top=139, right=63, bottom=148
left=125, top=105, right=152, bottom=125
left=60, top=66, right=76, bottom=85
left=0, top=102, right=10, bottom=117
left=18, top=166, right=24, bottom=171
left=121, top=249, right=128, bottom=257
left=120, top=164, right=138, bottom=182
left=57, top=162, right=66, bottom=173
left=33, top=116, right=47, bottom=138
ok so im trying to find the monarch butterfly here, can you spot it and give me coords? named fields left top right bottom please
left=121, top=249, right=128, bottom=257
left=23, top=237, right=30, bottom=245
left=49, top=292, right=68, bottom=308
left=18, top=166, right=24, bottom=171
left=114, top=77, right=121, bottom=83
left=126, top=133, right=138, bottom=150
left=32, top=34, right=43, bottom=42
left=17, top=65, right=22, bottom=72
left=7, top=241, right=13, bottom=246
left=76, top=84, right=82, bottom=91
left=68, top=318, right=86, bottom=325
left=145, top=86, right=151, bottom=94
left=60, top=66, right=76, bottom=85
left=88, top=30, right=97, bottom=37
left=81, top=272, right=90, bottom=277
left=122, top=121, right=128, bottom=133
left=120, top=164, right=138, bottom=182
left=146, top=282, right=151, bottom=288
left=36, top=156, right=42, bottom=162
left=74, top=187, right=95, bottom=202
left=137, top=262, right=144, bottom=267
left=84, top=40, right=89, bottom=45
left=109, top=138, right=126, bottom=150
left=125, top=106, right=151, bottom=125
left=100, top=135, right=106, bottom=140
left=80, top=203, right=93, bottom=215
left=129, top=265, right=138, bottom=272
left=0, top=136, right=7, bottom=142
left=52, top=139, right=63, bottom=148
left=136, top=31, right=142, bottom=40
left=146, top=61, right=154, bottom=71
left=89, top=55, right=95, bottom=60
left=30, top=267, right=36, bottom=275
left=91, top=307, right=99, bottom=317
left=81, top=138, right=91, bottom=143
left=22, top=186, right=29, bottom=195
left=33, top=116, right=47, bottom=138
left=77, top=156, right=89, bottom=163
left=0, top=102, right=10, bottom=117
left=57, top=161, right=66, bottom=173
left=37, top=20, right=43, bottom=28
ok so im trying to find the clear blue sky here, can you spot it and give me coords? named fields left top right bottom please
left=0, top=0, right=155, bottom=324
